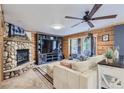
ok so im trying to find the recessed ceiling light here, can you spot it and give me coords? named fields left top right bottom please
left=51, top=24, right=64, bottom=30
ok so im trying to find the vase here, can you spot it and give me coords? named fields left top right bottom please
left=106, top=58, right=113, bottom=64
left=113, top=48, right=119, bottom=63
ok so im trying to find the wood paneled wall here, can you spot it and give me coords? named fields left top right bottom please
left=0, top=5, right=4, bottom=81
left=63, top=26, right=114, bottom=58
left=31, top=32, right=37, bottom=61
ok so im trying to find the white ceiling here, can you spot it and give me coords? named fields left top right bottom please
left=2, top=4, right=124, bottom=36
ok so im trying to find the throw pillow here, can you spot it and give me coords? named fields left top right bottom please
left=60, top=61, right=72, bottom=68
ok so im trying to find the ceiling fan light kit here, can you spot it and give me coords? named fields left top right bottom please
left=65, top=4, right=117, bottom=28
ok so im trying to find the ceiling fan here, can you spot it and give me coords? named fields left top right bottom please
left=65, top=4, right=117, bottom=28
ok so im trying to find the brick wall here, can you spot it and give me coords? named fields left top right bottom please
left=63, top=26, right=114, bottom=58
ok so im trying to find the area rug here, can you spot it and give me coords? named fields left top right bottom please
left=0, top=68, right=53, bottom=89
left=33, top=67, right=53, bottom=84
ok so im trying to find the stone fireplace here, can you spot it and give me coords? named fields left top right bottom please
left=3, top=23, right=35, bottom=80
left=3, top=37, right=34, bottom=80
left=17, top=49, right=29, bottom=66
left=3, top=38, right=32, bottom=70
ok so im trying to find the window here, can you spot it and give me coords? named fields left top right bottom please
left=69, top=36, right=97, bottom=57
left=70, top=38, right=78, bottom=54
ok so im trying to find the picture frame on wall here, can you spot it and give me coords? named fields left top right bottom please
left=102, top=34, right=109, bottom=42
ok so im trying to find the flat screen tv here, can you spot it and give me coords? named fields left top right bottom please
left=7, top=23, right=26, bottom=37
left=42, top=40, right=58, bottom=53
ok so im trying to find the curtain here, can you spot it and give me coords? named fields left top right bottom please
left=82, top=36, right=96, bottom=57
left=82, top=37, right=91, bottom=57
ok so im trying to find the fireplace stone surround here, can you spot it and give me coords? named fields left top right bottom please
left=2, top=23, right=36, bottom=80
left=3, top=37, right=34, bottom=80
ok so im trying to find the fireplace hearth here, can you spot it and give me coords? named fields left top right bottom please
left=17, top=49, right=29, bottom=66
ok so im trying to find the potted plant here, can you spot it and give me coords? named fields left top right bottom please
left=105, top=48, right=114, bottom=64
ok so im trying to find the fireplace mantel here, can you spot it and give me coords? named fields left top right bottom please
left=4, top=37, right=32, bottom=43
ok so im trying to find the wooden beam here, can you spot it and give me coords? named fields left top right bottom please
left=0, top=4, right=4, bottom=82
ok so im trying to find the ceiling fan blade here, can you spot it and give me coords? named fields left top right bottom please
left=87, top=21, right=94, bottom=28
left=71, top=22, right=82, bottom=28
left=65, top=16, right=83, bottom=20
left=88, top=4, right=102, bottom=18
left=92, top=15, right=117, bottom=20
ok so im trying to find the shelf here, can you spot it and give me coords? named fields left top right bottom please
left=47, top=58, right=53, bottom=59
left=36, top=33, right=62, bottom=65
left=4, top=37, right=32, bottom=43
left=47, top=59, right=52, bottom=61
left=53, top=56, right=58, bottom=58
left=47, top=55, right=53, bottom=57
left=53, top=58, right=58, bottom=60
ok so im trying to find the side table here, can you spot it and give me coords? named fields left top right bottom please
left=98, top=60, right=124, bottom=89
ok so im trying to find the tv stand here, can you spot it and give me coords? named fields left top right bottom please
left=36, top=33, right=63, bottom=65
left=38, top=53, right=59, bottom=64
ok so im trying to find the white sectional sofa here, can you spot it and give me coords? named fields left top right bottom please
left=47, top=55, right=106, bottom=89
left=53, top=64, right=97, bottom=89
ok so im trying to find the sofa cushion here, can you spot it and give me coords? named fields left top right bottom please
left=71, top=61, right=90, bottom=73
left=47, top=62, right=60, bottom=77
left=60, top=61, right=72, bottom=68
left=61, top=59, right=79, bottom=63
left=71, top=55, right=106, bottom=73
left=60, top=59, right=78, bottom=68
